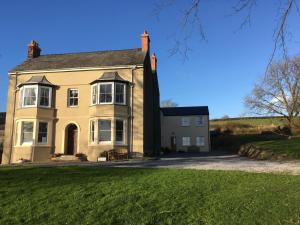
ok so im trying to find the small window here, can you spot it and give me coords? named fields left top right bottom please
left=115, top=83, right=125, bottom=104
left=38, top=122, right=48, bottom=144
left=21, top=122, right=34, bottom=144
left=181, top=117, right=190, bottom=126
left=99, top=84, right=113, bottom=103
left=115, top=120, right=124, bottom=142
left=68, top=89, right=78, bottom=107
left=90, top=120, right=95, bottom=143
left=196, top=116, right=204, bottom=126
left=98, top=120, right=111, bottom=142
left=39, top=87, right=51, bottom=107
left=182, top=137, right=191, bottom=146
left=196, top=136, right=205, bottom=146
left=23, top=86, right=37, bottom=107
left=91, top=85, right=98, bottom=105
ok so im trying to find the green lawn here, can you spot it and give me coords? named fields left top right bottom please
left=255, top=138, right=300, bottom=158
left=0, top=167, right=300, bottom=225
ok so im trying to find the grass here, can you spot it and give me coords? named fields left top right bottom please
left=255, top=138, right=300, bottom=158
left=0, top=167, right=300, bottom=225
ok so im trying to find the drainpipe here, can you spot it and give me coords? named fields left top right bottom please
left=8, top=72, right=18, bottom=164
left=129, top=66, right=137, bottom=157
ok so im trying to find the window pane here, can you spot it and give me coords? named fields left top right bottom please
left=196, top=116, right=203, bottom=126
left=98, top=120, right=111, bottom=141
left=115, top=83, right=125, bottom=104
left=115, top=120, right=124, bottom=142
left=182, top=137, right=190, bottom=146
left=99, top=84, right=112, bottom=103
left=196, top=137, right=205, bottom=146
left=69, top=89, right=78, bottom=106
left=181, top=117, right=190, bottom=126
left=22, top=122, right=33, bottom=144
left=90, top=121, right=95, bottom=143
left=92, top=85, right=98, bottom=104
left=38, top=122, right=48, bottom=143
left=39, top=87, right=50, bottom=106
left=23, top=87, right=37, bottom=106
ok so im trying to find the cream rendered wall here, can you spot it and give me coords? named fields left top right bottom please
left=161, top=115, right=210, bottom=152
left=3, top=66, right=145, bottom=163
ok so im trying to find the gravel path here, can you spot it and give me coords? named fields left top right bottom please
left=3, top=152, right=300, bottom=175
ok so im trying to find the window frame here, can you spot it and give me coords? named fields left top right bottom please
left=89, top=120, right=96, bottom=144
left=182, top=136, right=191, bottom=147
left=115, top=83, right=126, bottom=105
left=37, top=121, right=48, bottom=144
left=90, top=82, right=126, bottom=105
left=195, top=116, right=204, bottom=126
left=115, top=119, right=125, bottom=145
left=99, top=83, right=114, bottom=104
left=21, top=121, right=34, bottom=145
left=68, top=88, right=79, bottom=107
left=181, top=117, right=190, bottom=127
left=98, top=119, right=112, bottom=143
left=20, top=85, right=52, bottom=108
left=196, top=136, right=205, bottom=146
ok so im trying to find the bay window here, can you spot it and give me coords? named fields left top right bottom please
left=20, top=85, right=52, bottom=108
left=91, top=82, right=126, bottom=105
left=89, top=118, right=126, bottom=145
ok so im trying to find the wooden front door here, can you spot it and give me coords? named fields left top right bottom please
left=171, top=136, right=177, bottom=151
left=66, top=124, right=78, bottom=155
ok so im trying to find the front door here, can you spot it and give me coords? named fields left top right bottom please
left=170, top=136, right=177, bottom=151
left=66, top=124, right=78, bottom=155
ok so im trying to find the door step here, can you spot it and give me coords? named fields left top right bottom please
left=52, top=155, right=83, bottom=162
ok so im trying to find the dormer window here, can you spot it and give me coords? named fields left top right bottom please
left=18, top=76, right=55, bottom=108
left=90, top=72, right=127, bottom=106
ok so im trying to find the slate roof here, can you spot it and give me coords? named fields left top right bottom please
left=17, top=76, right=57, bottom=87
left=161, top=106, right=209, bottom=116
left=90, top=72, right=129, bottom=84
left=10, top=48, right=146, bottom=72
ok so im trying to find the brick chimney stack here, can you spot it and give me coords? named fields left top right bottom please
left=151, top=53, right=157, bottom=72
left=141, top=30, right=150, bottom=53
left=28, top=40, right=41, bottom=59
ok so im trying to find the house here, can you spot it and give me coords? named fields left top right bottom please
left=1, top=31, right=161, bottom=164
left=161, top=106, right=210, bottom=152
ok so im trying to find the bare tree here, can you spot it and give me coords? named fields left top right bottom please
left=154, top=0, right=299, bottom=64
left=161, top=99, right=178, bottom=107
left=245, top=56, right=300, bottom=134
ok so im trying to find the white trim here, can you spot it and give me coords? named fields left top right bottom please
left=99, top=82, right=114, bottom=104
left=182, top=136, right=191, bottom=146
left=9, top=65, right=144, bottom=75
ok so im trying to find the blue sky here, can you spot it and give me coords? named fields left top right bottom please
left=0, top=0, right=299, bottom=118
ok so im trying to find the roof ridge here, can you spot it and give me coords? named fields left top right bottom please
left=39, top=48, right=142, bottom=57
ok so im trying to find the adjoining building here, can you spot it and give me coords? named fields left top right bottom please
left=1, top=31, right=209, bottom=164
left=161, top=106, right=210, bottom=152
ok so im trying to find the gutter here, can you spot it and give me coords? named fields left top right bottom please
left=129, top=66, right=137, bottom=157
left=9, top=65, right=144, bottom=75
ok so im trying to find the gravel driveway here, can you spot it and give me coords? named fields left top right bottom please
left=101, top=152, right=300, bottom=175
left=4, top=151, right=300, bottom=175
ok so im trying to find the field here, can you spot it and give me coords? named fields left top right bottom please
left=210, top=117, right=300, bottom=158
left=0, top=166, right=300, bottom=225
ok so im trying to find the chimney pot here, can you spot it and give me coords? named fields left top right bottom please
left=28, top=40, right=41, bottom=59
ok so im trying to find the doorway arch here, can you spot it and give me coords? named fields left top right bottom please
left=65, top=123, right=78, bottom=155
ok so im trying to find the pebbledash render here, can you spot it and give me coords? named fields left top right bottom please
left=1, top=31, right=209, bottom=164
